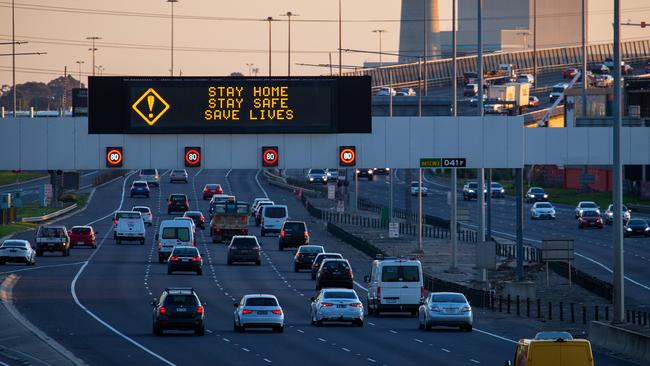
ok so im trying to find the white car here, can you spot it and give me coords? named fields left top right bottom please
left=251, top=198, right=270, bottom=216
left=0, top=239, right=36, bottom=266
left=260, top=205, right=288, bottom=237
left=376, top=87, right=396, bottom=96
left=575, top=201, right=600, bottom=218
left=115, top=212, right=146, bottom=245
left=365, top=258, right=423, bottom=316
left=310, top=288, right=364, bottom=326
left=603, top=204, right=631, bottom=224
left=410, top=181, right=428, bottom=196
left=132, top=206, right=153, bottom=226
left=233, top=294, right=284, bottom=333
left=530, top=202, right=556, bottom=220
left=139, top=169, right=159, bottom=187
left=307, top=169, right=328, bottom=184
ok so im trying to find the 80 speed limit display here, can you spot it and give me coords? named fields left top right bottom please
left=89, top=76, right=371, bottom=134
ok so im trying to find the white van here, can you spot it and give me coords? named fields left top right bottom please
left=364, top=258, right=424, bottom=316
left=260, top=205, right=288, bottom=237
left=156, top=219, right=194, bottom=263
left=115, top=211, right=146, bottom=245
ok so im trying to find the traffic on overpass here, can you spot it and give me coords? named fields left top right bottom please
left=0, top=1, right=649, bottom=366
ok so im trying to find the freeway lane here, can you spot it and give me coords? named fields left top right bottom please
left=346, top=169, right=650, bottom=307
left=0, top=169, right=635, bottom=365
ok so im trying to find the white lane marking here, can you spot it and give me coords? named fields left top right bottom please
left=354, top=281, right=368, bottom=292
left=473, top=328, right=517, bottom=344
left=297, top=329, right=304, bottom=333
left=341, top=347, right=351, bottom=352
left=254, top=169, right=269, bottom=198
left=317, top=337, right=327, bottom=342
left=0, top=261, right=85, bottom=276
left=470, top=359, right=480, bottom=364
left=81, top=170, right=99, bottom=178
left=389, top=330, right=398, bottom=334
left=367, top=358, right=377, bottom=363
left=413, top=338, right=423, bottom=343
left=367, top=322, right=376, bottom=326
left=223, top=338, right=231, bottom=342
left=69, top=172, right=175, bottom=366
left=263, top=358, right=272, bottom=363
left=241, top=348, right=250, bottom=352
left=194, top=168, right=204, bottom=177
left=440, top=348, right=451, bottom=353
left=84, top=171, right=137, bottom=226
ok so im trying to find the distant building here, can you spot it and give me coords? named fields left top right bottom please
left=398, top=0, right=440, bottom=63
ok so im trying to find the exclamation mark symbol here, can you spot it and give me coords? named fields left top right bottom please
left=147, top=95, right=155, bottom=119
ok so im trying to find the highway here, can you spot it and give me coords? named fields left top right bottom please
left=336, top=169, right=650, bottom=308
left=0, top=169, right=633, bottom=365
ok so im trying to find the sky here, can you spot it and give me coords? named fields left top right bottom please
left=0, top=0, right=450, bottom=85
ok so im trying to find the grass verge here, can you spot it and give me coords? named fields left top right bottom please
left=0, top=171, right=48, bottom=186
left=0, top=222, right=38, bottom=238
left=15, top=192, right=90, bottom=219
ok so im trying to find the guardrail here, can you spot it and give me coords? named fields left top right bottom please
left=342, top=39, right=650, bottom=91
left=21, top=203, right=78, bottom=223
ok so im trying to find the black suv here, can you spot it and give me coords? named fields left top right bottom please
left=227, top=236, right=261, bottom=265
left=152, top=287, right=205, bottom=336
left=167, top=194, right=189, bottom=214
left=293, top=245, right=325, bottom=272
left=316, top=258, right=353, bottom=290
left=168, top=246, right=203, bottom=275
left=311, top=252, right=343, bottom=280
left=278, top=221, right=309, bottom=251
left=462, top=181, right=479, bottom=201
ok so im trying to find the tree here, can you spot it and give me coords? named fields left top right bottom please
left=230, top=72, right=244, bottom=77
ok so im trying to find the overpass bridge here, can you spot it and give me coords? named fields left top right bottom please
left=343, top=39, right=650, bottom=91
left=1, top=116, right=648, bottom=170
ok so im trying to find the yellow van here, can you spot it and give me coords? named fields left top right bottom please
left=506, top=338, right=594, bottom=366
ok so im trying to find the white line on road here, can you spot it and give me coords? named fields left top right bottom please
left=341, top=347, right=350, bottom=352
left=241, top=348, right=250, bottom=352
left=389, top=330, right=398, bottom=334
left=413, top=338, right=423, bottom=343
left=296, top=329, right=304, bottom=333
left=367, top=358, right=377, bottom=363
left=255, top=169, right=269, bottom=199
left=440, top=348, right=451, bottom=353
left=470, top=359, right=481, bottom=364
left=263, top=358, right=272, bottom=363
left=317, top=337, right=327, bottom=342
left=0, top=261, right=85, bottom=276
left=473, top=328, right=517, bottom=344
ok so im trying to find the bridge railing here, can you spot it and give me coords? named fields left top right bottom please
left=342, top=39, right=650, bottom=91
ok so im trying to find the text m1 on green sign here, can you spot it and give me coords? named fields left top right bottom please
left=420, top=158, right=466, bottom=168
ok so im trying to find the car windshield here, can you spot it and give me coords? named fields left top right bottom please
left=265, top=207, right=287, bottom=218
left=491, top=183, right=502, bottom=188
left=299, top=246, right=324, bottom=254
left=245, top=297, right=278, bottom=307
left=468, top=183, right=477, bottom=189
left=164, top=295, right=197, bottom=306
left=381, top=265, right=420, bottom=282
left=323, top=291, right=357, bottom=299
left=162, top=227, right=190, bottom=241
left=133, top=182, right=147, bottom=187
left=171, top=196, right=187, bottom=202
left=316, top=254, right=341, bottom=264
left=39, top=227, right=65, bottom=237
left=206, top=184, right=220, bottom=189
left=172, top=170, right=185, bottom=174
left=323, top=261, right=350, bottom=271
left=582, top=211, right=599, bottom=217
left=185, top=212, right=201, bottom=217
left=232, top=238, right=259, bottom=248
left=71, top=227, right=91, bottom=234
left=172, top=247, right=199, bottom=256
left=430, top=294, right=467, bottom=303
left=552, top=86, right=565, bottom=93
left=2, top=241, right=27, bottom=248
left=117, top=212, right=141, bottom=219
left=537, top=203, right=552, bottom=209
left=531, top=188, right=544, bottom=193
left=581, top=203, right=597, bottom=208
left=310, top=169, right=325, bottom=175
left=140, top=169, right=156, bottom=175
left=283, top=222, right=305, bottom=233
left=628, top=219, right=646, bottom=226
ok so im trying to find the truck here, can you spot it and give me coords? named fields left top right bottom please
left=210, top=199, right=250, bottom=243
left=485, top=82, right=530, bottom=115
left=35, top=225, right=70, bottom=256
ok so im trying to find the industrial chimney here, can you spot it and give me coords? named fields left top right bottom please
left=398, top=0, right=440, bottom=63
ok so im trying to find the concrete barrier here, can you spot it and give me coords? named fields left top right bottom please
left=589, top=321, right=650, bottom=363
left=21, top=203, right=78, bottom=223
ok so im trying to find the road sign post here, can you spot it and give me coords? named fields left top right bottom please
left=542, top=240, right=575, bottom=288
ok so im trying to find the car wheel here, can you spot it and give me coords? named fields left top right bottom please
left=195, top=325, right=205, bottom=336
left=463, top=324, right=473, bottom=332
left=425, top=323, right=432, bottom=331
left=354, top=319, right=364, bottom=327
left=0, top=261, right=5, bottom=265
left=158, top=257, right=164, bottom=264
left=227, top=259, right=233, bottom=265
left=255, top=260, right=261, bottom=266
left=294, top=265, right=299, bottom=273
left=140, top=240, right=145, bottom=245
left=167, top=210, right=171, bottom=215
left=260, top=229, right=265, bottom=236
left=275, top=326, right=284, bottom=333
left=311, top=273, right=316, bottom=280
left=418, top=318, right=425, bottom=330
left=116, top=240, right=121, bottom=244
left=197, top=269, right=203, bottom=275
left=167, top=268, right=173, bottom=275
left=278, top=243, right=283, bottom=251
left=70, top=243, right=75, bottom=249
left=315, top=319, right=323, bottom=327
left=233, top=321, right=240, bottom=332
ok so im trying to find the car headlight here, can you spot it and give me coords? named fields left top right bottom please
left=645, top=227, right=650, bottom=231
left=528, top=194, right=534, bottom=198
left=543, top=194, right=548, bottom=198
left=607, top=212, right=613, bottom=217
left=468, top=190, right=475, bottom=193
left=385, top=168, right=390, bottom=171
left=500, top=189, right=505, bottom=193
left=309, top=177, right=314, bottom=181
left=626, top=228, right=632, bottom=232
left=367, top=169, right=373, bottom=174
left=355, top=169, right=360, bottom=174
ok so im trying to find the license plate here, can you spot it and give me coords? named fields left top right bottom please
left=176, top=308, right=187, bottom=312
left=257, top=311, right=268, bottom=315
left=182, top=258, right=190, bottom=262
left=336, top=305, right=346, bottom=308
left=384, top=299, right=398, bottom=304
left=78, top=242, right=84, bottom=245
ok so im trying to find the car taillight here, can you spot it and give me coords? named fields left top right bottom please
left=192, top=256, right=201, bottom=261
left=320, top=303, right=334, bottom=307
left=350, top=303, right=362, bottom=308
left=157, top=240, right=161, bottom=248
left=296, top=253, right=302, bottom=258
left=461, top=306, right=471, bottom=313
left=280, top=230, right=285, bottom=238
left=348, top=270, right=353, bottom=278
left=196, top=306, right=204, bottom=314
left=170, top=255, right=179, bottom=261
left=159, top=306, right=167, bottom=315
left=377, top=287, right=381, bottom=301
left=420, top=286, right=425, bottom=300
left=242, top=309, right=253, bottom=314
left=199, top=216, right=205, bottom=221
left=271, top=309, right=282, bottom=315
left=304, top=231, right=309, bottom=239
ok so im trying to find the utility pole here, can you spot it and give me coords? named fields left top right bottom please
left=452, top=0, right=457, bottom=116
left=450, top=0, right=458, bottom=270
left=280, top=12, right=299, bottom=77
left=338, top=0, right=342, bottom=76
left=423, top=0, right=428, bottom=96
left=612, top=0, right=624, bottom=324
left=167, top=0, right=178, bottom=76
left=86, top=36, right=101, bottom=77
left=477, top=0, right=486, bottom=244
left=267, top=17, right=274, bottom=77
left=76, top=60, right=84, bottom=88
left=372, top=30, right=387, bottom=66
left=581, top=0, right=588, bottom=117
left=12, top=0, right=16, bottom=116
left=533, top=0, right=537, bottom=85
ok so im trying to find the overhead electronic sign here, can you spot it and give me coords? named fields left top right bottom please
left=106, top=147, right=123, bottom=167
left=88, top=76, right=371, bottom=134
left=184, top=147, right=201, bottom=167
left=261, top=146, right=279, bottom=167
left=339, top=146, right=356, bottom=167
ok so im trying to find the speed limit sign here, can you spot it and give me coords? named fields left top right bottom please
left=105, top=147, right=123, bottom=168
left=184, top=147, right=202, bottom=167
left=339, top=146, right=356, bottom=166
left=261, top=146, right=279, bottom=167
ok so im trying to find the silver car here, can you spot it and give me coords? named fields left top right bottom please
left=233, top=294, right=284, bottom=333
left=169, top=169, right=189, bottom=183
left=603, top=204, right=631, bottom=224
left=307, top=169, right=328, bottom=184
left=139, top=169, right=159, bottom=187
left=574, top=201, right=600, bottom=218
left=418, top=292, right=473, bottom=331
left=310, top=288, right=364, bottom=326
left=530, top=202, right=556, bottom=220
left=132, top=206, right=153, bottom=226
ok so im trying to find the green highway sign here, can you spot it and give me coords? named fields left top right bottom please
left=420, top=158, right=466, bottom=168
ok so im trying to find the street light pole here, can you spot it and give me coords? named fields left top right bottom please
left=76, top=60, right=84, bottom=88
left=533, top=0, right=537, bottom=85
left=612, top=0, right=624, bottom=324
left=581, top=0, right=588, bottom=117
left=281, top=12, right=299, bottom=77
left=450, top=0, right=458, bottom=270
left=167, top=0, right=178, bottom=76
left=267, top=17, right=274, bottom=77
left=339, top=0, right=342, bottom=76
left=12, top=0, right=16, bottom=116
left=86, top=36, right=101, bottom=77
left=372, top=30, right=387, bottom=66
left=423, top=0, right=427, bottom=96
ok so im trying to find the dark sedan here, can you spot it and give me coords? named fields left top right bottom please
left=227, top=236, right=261, bottom=265
left=167, top=246, right=203, bottom=275
left=525, top=187, right=548, bottom=203
left=316, top=259, right=353, bottom=290
left=130, top=181, right=150, bottom=198
left=183, top=211, right=206, bottom=230
left=355, top=168, right=374, bottom=181
left=624, top=219, right=650, bottom=237
left=294, top=245, right=325, bottom=272
left=279, top=221, right=309, bottom=251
